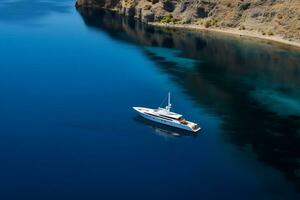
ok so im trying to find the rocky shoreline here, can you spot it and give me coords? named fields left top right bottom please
left=75, top=0, right=300, bottom=49
left=150, top=22, right=300, bottom=49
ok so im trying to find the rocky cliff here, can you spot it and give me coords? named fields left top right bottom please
left=75, top=0, right=300, bottom=42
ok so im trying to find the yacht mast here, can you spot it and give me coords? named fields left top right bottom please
left=166, top=92, right=171, bottom=112
left=168, top=92, right=170, bottom=107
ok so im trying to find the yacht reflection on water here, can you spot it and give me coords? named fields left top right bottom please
left=134, top=116, right=196, bottom=138
left=77, top=7, right=300, bottom=189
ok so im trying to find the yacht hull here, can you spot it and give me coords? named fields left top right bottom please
left=140, top=112, right=193, bottom=131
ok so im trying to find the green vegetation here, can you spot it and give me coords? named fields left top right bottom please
left=160, top=14, right=180, bottom=24
left=267, top=30, right=274, bottom=36
left=239, top=25, right=246, bottom=30
left=205, top=20, right=212, bottom=28
left=196, top=19, right=203, bottom=25
left=262, top=30, right=274, bottom=36
left=204, top=19, right=218, bottom=28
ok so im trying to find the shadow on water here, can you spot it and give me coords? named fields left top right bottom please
left=77, top=8, right=300, bottom=189
left=134, top=116, right=197, bottom=138
left=0, top=0, right=73, bottom=23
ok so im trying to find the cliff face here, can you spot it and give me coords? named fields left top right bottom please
left=75, top=0, right=300, bottom=42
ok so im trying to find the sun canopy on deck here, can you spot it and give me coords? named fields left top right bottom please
left=157, top=108, right=182, bottom=119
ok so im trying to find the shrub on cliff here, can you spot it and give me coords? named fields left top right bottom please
left=268, top=30, right=274, bottom=36
left=204, top=19, right=218, bottom=28
left=160, top=14, right=179, bottom=24
left=205, top=20, right=212, bottom=28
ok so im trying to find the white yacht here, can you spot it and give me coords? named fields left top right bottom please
left=133, top=92, right=201, bottom=132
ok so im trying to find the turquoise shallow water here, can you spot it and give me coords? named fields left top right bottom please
left=0, top=1, right=300, bottom=199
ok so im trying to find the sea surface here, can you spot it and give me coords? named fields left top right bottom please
left=0, top=1, right=300, bottom=199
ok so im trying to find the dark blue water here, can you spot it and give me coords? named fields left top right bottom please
left=0, top=1, right=300, bottom=199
